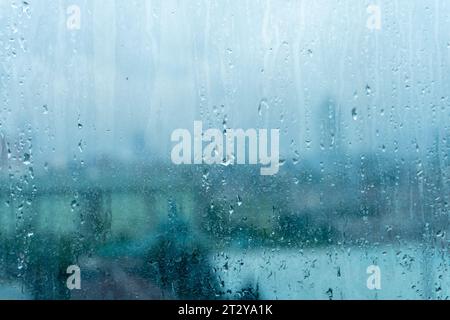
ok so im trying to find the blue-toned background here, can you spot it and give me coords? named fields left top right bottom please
left=0, top=0, right=448, bottom=300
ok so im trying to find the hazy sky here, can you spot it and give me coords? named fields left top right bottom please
left=1, top=0, right=450, bottom=167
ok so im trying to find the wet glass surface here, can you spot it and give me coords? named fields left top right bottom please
left=0, top=0, right=448, bottom=300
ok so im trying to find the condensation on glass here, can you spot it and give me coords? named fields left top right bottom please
left=0, top=0, right=448, bottom=300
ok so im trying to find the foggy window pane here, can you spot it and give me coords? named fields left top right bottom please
left=0, top=0, right=448, bottom=300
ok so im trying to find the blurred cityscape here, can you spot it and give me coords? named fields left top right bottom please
left=0, top=98, right=448, bottom=300
left=0, top=0, right=449, bottom=301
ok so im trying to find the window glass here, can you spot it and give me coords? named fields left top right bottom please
left=0, top=0, right=448, bottom=300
